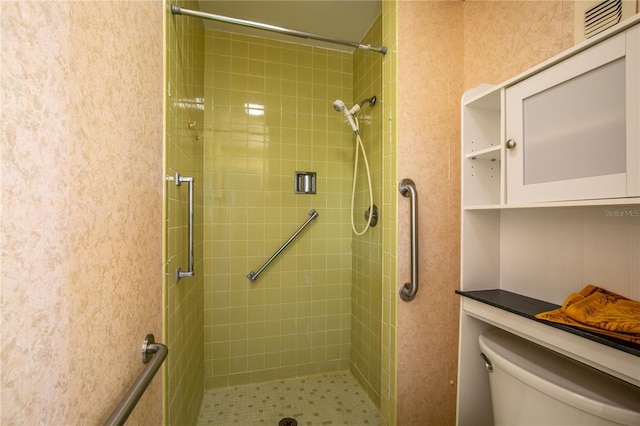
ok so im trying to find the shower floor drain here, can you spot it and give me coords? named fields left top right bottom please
left=278, top=418, right=297, bottom=426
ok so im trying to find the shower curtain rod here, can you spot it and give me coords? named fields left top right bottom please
left=171, top=4, right=387, bottom=55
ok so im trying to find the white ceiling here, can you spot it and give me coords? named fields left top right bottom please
left=196, top=0, right=382, bottom=52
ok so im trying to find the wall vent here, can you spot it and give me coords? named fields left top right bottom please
left=585, top=0, right=623, bottom=38
left=574, top=0, right=637, bottom=43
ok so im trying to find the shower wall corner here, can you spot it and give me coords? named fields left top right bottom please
left=164, top=0, right=206, bottom=425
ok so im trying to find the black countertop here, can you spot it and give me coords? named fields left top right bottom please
left=456, top=289, right=640, bottom=357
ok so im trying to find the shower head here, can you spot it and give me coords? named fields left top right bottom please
left=333, top=99, right=347, bottom=113
left=334, top=96, right=377, bottom=115
left=333, top=99, right=359, bottom=133
left=333, top=96, right=377, bottom=133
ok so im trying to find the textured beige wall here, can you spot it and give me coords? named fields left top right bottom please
left=464, top=0, right=575, bottom=89
left=397, top=2, right=464, bottom=424
left=395, top=1, right=574, bottom=424
left=1, top=1, right=164, bottom=424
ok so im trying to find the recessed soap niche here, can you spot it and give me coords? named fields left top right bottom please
left=294, top=171, right=316, bottom=194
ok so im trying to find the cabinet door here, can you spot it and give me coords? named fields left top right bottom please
left=505, top=28, right=640, bottom=203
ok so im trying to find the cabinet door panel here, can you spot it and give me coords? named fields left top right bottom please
left=506, top=31, right=633, bottom=203
left=523, top=58, right=626, bottom=185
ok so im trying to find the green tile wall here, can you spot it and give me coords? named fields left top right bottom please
left=202, top=31, right=356, bottom=388
left=164, top=1, right=205, bottom=424
left=351, top=14, right=384, bottom=408
left=381, top=1, right=399, bottom=424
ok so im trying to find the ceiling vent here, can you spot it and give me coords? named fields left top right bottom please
left=574, top=0, right=637, bottom=43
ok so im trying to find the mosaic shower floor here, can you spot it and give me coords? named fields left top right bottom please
left=197, top=371, right=381, bottom=425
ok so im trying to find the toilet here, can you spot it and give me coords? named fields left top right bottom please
left=479, top=328, right=640, bottom=426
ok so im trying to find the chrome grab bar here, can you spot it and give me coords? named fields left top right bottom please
left=248, top=209, right=319, bottom=282
left=104, top=334, right=168, bottom=426
left=398, top=178, right=418, bottom=302
left=175, top=172, right=194, bottom=282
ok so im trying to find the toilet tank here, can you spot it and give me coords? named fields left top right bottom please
left=479, top=329, right=640, bottom=426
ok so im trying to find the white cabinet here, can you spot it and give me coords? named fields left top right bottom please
left=506, top=27, right=640, bottom=204
left=457, top=16, right=640, bottom=426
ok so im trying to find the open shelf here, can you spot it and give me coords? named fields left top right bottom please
left=464, top=145, right=500, bottom=161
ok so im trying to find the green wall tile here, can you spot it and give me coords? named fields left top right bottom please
left=200, top=16, right=384, bottom=398
left=164, top=1, right=206, bottom=424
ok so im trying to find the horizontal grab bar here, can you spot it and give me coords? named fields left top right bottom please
left=399, top=178, right=418, bottom=302
left=248, top=209, right=319, bottom=282
left=104, top=334, right=168, bottom=426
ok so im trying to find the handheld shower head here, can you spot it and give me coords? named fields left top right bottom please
left=333, top=96, right=377, bottom=133
left=333, top=99, right=346, bottom=112
left=333, top=99, right=359, bottom=133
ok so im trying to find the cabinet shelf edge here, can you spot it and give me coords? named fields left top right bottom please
left=463, top=197, right=640, bottom=210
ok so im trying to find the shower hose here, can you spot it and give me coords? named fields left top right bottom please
left=351, top=114, right=374, bottom=236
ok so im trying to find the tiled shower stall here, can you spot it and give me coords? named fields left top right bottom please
left=165, top=1, right=385, bottom=423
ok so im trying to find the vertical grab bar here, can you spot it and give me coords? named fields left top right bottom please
left=398, top=178, right=418, bottom=302
left=175, top=172, right=194, bottom=282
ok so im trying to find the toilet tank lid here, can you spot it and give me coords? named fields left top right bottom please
left=479, top=329, right=640, bottom=424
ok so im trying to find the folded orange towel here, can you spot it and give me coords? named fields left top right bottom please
left=535, top=285, right=640, bottom=344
